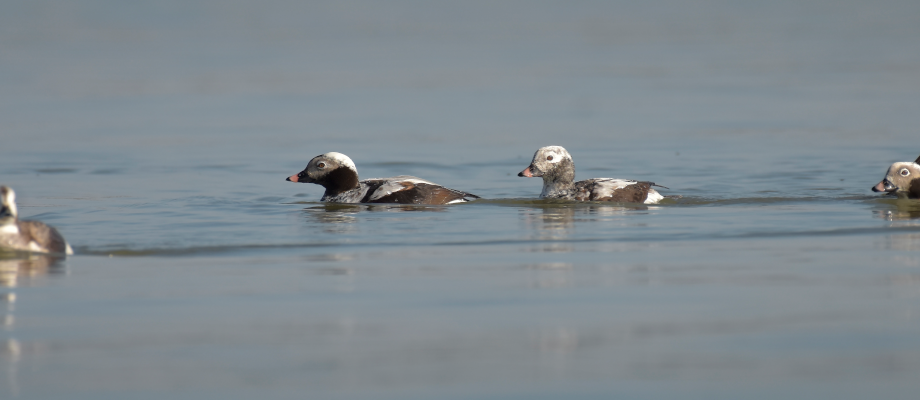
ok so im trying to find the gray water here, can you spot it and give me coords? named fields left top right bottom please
left=3, top=1, right=920, bottom=399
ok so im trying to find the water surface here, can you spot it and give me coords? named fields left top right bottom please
left=2, top=1, right=920, bottom=399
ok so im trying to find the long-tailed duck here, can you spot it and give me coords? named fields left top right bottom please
left=872, top=154, right=920, bottom=199
left=286, top=152, right=480, bottom=204
left=0, top=186, right=73, bottom=255
left=518, top=146, right=669, bottom=204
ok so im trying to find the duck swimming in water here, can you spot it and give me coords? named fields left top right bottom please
left=286, top=152, right=479, bottom=204
left=518, top=146, right=670, bottom=204
left=872, top=154, right=920, bottom=199
left=1, top=186, right=73, bottom=255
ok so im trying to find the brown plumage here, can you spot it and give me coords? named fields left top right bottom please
left=1, top=186, right=73, bottom=255
left=573, top=180, right=656, bottom=202
left=363, top=182, right=476, bottom=204
left=13, top=220, right=71, bottom=254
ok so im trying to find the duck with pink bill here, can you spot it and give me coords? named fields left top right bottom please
left=518, top=146, right=673, bottom=204
left=872, top=154, right=920, bottom=199
left=286, top=152, right=479, bottom=205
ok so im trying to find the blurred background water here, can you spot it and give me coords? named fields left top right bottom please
left=2, top=1, right=920, bottom=399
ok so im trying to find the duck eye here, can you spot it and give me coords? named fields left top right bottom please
left=901, top=168, right=910, bottom=177
left=546, top=155, right=554, bottom=161
left=317, top=162, right=326, bottom=169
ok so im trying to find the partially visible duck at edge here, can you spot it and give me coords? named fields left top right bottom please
left=0, top=186, right=73, bottom=255
left=518, top=145, right=672, bottom=204
left=872, top=153, right=920, bottom=199
left=286, top=152, right=480, bottom=204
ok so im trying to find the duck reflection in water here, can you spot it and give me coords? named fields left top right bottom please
left=872, top=199, right=920, bottom=221
left=522, top=206, right=575, bottom=242
left=522, top=203, right=653, bottom=252
left=517, top=207, right=576, bottom=282
left=302, top=203, right=450, bottom=234
left=1, top=252, right=65, bottom=398
left=871, top=199, right=920, bottom=270
left=0, top=251, right=66, bottom=288
left=302, top=204, right=361, bottom=234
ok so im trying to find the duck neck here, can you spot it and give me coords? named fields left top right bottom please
left=0, top=205, right=15, bottom=225
left=0, top=213, right=16, bottom=234
left=320, top=167, right=360, bottom=198
left=540, top=160, right=576, bottom=198
left=908, top=178, right=920, bottom=199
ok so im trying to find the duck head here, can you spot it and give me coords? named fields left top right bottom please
left=287, top=152, right=361, bottom=197
left=518, top=146, right=576, bottom=197
left=0, top=186, right=18, bottom=222
left=872, top=155, right=920, bottom=199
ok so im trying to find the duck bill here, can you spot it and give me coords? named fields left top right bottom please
left=286, top=172, right=314, bottom=183
left=518, top=165, right=542, bottom=178
left=872, top=179, right=896, bottom=193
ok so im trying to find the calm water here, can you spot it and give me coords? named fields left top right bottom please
left=3, top=1, right=920, bottom=399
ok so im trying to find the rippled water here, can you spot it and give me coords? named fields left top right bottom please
left=3, top=1, right=920, bottom=399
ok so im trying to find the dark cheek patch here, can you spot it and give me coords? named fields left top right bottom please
left=321, top=167, right=361, bottom=194
left=909, top=178, right=920, bottom=199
